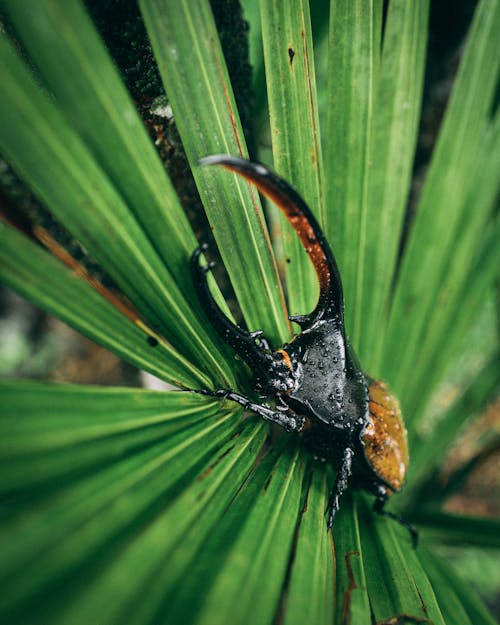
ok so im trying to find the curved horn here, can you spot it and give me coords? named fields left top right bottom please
left=200, top=155, right=344, bottom=327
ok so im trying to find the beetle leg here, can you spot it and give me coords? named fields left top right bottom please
left=191, top=245, right=274, bottom=371
left=194, top=388, right=304, bottom=432
left=326, top=447, right=354, bottom=528
left=199, top=155, right=345, bottom=328
left=288, top=314, right=310, bottom=328
left=374, top=491, right=419, bottom=548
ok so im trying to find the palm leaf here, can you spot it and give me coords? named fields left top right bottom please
left=0, top=27, right=232, bottom=385
left=2, top=0, right=196, bottom=295
left=359, top=0, right=429, bottom=367
left=140, top=0, right=290, bottom=347
left=380, top=0, right=500, bottom=418
left=0, top=382, right=246, bottom=622
left=0, top=0, right=498, bottom=624
left=260, top=0, right=323, bottom=316
left=283, top=467, right=335, bottom=625
left=176, top=441, right=305, bottom=625
left=323, top=0, right=381, bottom=344
left=419, top=548, right=498, bottom=625
left=0, top=223, right=209, bottom=388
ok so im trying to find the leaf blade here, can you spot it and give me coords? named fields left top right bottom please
left=140, top=0, right=291, bottom=346
left=0, top=223, right=209, bottom=388
left=0, top=30, right=234, bottom=386
left=283, top=466, right=334, bottom=625
left=1, top=0, right=197, bottom=298
left=381, top=0, right=500, bottom=412
left=357, top=496, right=446, bottom=625
left=360, top=0, right=429, bottom=368
left=175, top=442, right=305, bottom=625
left=419, top=548, right=497, bottom=625
left=50, top=420, right=267, bottom=625
left=324, top=0, right=381, bottom=345
left=332, top=492, right=372, bottom=625
left=0, top=386, right=241, bottom=621
left=260, top=0, right=323, bottom=316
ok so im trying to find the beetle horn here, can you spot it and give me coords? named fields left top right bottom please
left=199, top=155, right=344, bottom=327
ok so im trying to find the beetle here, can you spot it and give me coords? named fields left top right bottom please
left=191, top=155, right=417, bottom=546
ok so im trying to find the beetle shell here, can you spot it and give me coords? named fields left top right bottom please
left=287, top=324, right=349, bottom=423
left=361, top=379, right=409, bottom=492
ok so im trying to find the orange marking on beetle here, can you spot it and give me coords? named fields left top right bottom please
left=276, top=348, right=293, bottom=372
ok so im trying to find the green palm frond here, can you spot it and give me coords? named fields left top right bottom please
left=0, top=1, right=498, bottom=624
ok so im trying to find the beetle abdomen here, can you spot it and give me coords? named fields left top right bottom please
left=361, top=380, right=409, bottom=492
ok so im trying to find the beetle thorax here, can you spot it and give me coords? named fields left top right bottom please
left=253, top=348, right=300, bottom=395
left=284, top=321, right=368, bottom=432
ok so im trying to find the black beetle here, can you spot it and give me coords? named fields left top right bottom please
left=191, top=155, right=416, bottom=546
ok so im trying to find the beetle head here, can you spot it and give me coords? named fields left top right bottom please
left=252, top=349, right=299, bottom=395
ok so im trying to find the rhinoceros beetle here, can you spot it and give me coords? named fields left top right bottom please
left=191, top=155, right=417, bottom=546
